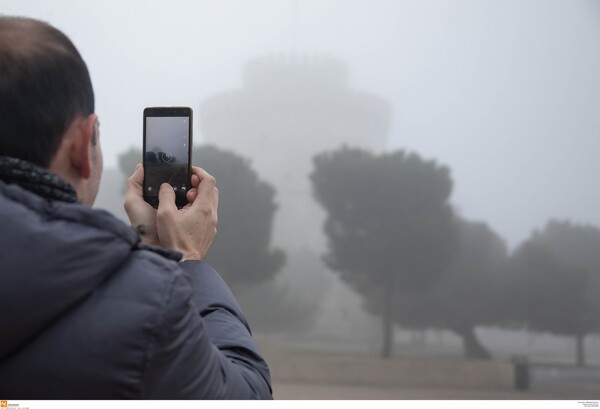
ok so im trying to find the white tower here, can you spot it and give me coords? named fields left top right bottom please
left=200, top=55, right=390, bottom=347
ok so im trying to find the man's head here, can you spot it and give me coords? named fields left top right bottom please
left=0, top=16, right=102, bottom=205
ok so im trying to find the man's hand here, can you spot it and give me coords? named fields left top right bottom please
left=156, top=167, right=218, bottom=261
left=124, top=164, right=159, bottom=246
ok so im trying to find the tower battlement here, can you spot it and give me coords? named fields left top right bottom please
left=243, top=54, right=349, bottom=89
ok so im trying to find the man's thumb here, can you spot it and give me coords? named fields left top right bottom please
left=158, top=183, right=177, bottom=210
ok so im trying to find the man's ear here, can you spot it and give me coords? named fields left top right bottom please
left=69, top=114, right=97, bottom=180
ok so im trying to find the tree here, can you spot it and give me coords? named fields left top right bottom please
left=193, top=145, right=285, bottom=289
left=508, top=220, right=600, bottom=366
left=390, top=219, right=509, bottom=359
left=118, top=145, right=325, bottom=332
left=311, top=146, right=458, bottom=358
left=118, top=145, right=284, bottom=290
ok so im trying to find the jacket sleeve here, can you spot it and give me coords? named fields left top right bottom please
left=141, top=260, right=272, bottom=399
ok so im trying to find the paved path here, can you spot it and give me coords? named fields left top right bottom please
left=272, top=381, right=598, bottom=400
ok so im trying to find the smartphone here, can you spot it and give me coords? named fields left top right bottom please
left=143, top=107, right=193, bottom=208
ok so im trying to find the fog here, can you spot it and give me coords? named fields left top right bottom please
left=3, top=0, right=600, bottom=399
left=4, top=0, right=599, bottom=247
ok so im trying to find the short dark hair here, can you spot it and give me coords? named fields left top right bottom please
left=0, top=16, right=95, bottom=168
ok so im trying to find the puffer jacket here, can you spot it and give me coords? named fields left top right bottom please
left=0, top=180, right=272, bottom=399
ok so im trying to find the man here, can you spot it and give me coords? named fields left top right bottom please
left=0, top=16, right=272, bottom=399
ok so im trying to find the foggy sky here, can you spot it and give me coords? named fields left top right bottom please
left=2, top=0, right=600, bottom=249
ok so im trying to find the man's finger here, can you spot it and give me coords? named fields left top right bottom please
left=157, top=183, right=177, bottom=213
left=187, top=168, right=218, bottom=214
left=190, top=173, right=200, bottom=188
left=128, top=163, right=144, bottom=186
left=193, top=169, right=217, bottom=200
left=186, top=188, right=198, bottom=203
left=124, top=164, right=144, bottom=204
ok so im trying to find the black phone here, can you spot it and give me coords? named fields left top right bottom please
left=143, top=107, right=193, bottom=208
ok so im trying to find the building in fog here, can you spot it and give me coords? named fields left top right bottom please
left=201, top=55, right=390, bottom=250
left=200, top=55, right=390, bottom=346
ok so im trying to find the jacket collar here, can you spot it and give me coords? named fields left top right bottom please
left=0, top=155, right=78, bottom=203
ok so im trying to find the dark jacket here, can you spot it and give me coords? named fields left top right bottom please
left=0, top=180, right=272, bottom=399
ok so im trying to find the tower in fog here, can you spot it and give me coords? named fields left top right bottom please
left=200, top=55, right=390, bottom=252
left=201, top=56, right=390, bottom=345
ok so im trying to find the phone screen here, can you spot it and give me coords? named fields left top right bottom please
left=143, top=107, right=192, bottom=208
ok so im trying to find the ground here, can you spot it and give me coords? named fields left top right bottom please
left=259, top=345, right=600, bottom=400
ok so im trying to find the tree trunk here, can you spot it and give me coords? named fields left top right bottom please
left=575, top=333, right=586, bottom=367
left=381, top=271, right=394, bottom=359
left=455, top=326, right=492, bottom=360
